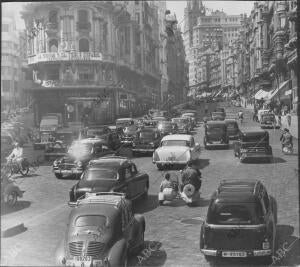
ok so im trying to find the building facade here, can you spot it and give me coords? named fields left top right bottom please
left=21, top=1, right=161, bottom=126
left=1, top=10, right=21, bottom=110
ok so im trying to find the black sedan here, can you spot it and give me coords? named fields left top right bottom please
left=132, top=128, right=161, bottom=156
left=69, top=156, right=149, bottom=202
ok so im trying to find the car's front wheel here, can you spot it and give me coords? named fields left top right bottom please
left=55, top=173, right=63, bottom=179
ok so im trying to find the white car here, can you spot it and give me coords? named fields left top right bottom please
left=152, top=134, right=201, bottom=170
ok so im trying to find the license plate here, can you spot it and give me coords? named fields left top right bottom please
left=74, top=256, right=92, bottom=261
left=222, top=251, right=247, bottom=257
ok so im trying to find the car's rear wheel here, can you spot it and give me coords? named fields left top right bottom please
left=55, top=173, right=63, bottom=179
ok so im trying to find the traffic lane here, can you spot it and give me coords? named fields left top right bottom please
left=131, top=119, right=298, bottom=266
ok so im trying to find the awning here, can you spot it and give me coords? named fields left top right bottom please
left=266, top=80, right=290, bottom=100
left=254, top=89, right=269, bottom=100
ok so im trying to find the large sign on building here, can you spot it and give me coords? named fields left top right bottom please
left=28, top=52, right=103, bottom=65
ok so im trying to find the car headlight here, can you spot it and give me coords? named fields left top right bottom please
left=240, top=148, right=247, bottom=153
left=53, top=160, right=59, bottom=166
left=76, top=161, right=83, bottom=168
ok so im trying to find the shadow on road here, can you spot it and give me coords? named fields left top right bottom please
left=270, top=157, right=287, bottom=164
left=1, top=201, right=31, bottom=216
left=199, top=159, right=210, bottom=169
left=128, top=240, right=167, bottom=267
left=133, top=194, right=158, bottom=213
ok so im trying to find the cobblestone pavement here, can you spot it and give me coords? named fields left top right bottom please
left=1, top=102, right=299, bottom=266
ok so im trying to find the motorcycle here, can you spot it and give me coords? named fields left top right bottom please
left=282, top=143, right=293, bottom=155
left=5, top=158, right=30, bottom=177
left=1, top=170, right=24, bottom=207
left=158, top=175, right=179, bottom=205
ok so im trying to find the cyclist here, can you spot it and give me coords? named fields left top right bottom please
left=6, top=142, right=25, bottom=170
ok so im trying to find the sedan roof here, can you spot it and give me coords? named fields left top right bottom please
left=161, top=134, right=192, bottom=141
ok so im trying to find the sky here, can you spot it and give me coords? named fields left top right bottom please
left=2, top=1, right=255, bottom=30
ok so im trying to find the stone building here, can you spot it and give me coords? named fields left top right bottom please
left=21, top=1, right=161, bottom=126
left=1, top=9, right=21, bottom=110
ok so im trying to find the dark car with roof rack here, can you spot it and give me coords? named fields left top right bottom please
left=200, top=179, right=277, bottom=263
left=55, top=192, right=145, bottom=267
left=69, top=156, right=149, bottom=203
left=233, top=128, right=273, bottom=163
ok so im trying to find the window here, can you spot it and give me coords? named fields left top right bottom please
left=49, top=39, right=58, bottom=52
left=47, top=67, right=59, bottom=80
left=124, top=166, right=132, bottom=180
left=2, top=80, right=10, bottom=92
left=78, top=10, right=88, bottom=22
left=78, top=64, right=94, bottom=81
left=49, top=10, right=58, bottom=24
left=2, top=24, right=9, bottom=32
left=79, top=38, right=89, bottom=52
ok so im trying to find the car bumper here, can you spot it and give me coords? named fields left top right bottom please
left=241, top=153, right=272, bottom=159
left=201, top=249, right=272, bottom=257
left=206, top=141, right=228, bottom=146
left=132, top=148, right=155, bottom=152
left=153, top=160, right=188, bottom=165
left=53, top=168, right=83, bottom=175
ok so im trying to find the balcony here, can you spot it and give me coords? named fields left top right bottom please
left=76, top=22, right=91, bottom=32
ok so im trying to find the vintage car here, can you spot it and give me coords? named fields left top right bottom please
left=257, top=109, right=270, bottom=123
left=204, top=121, right=229, bottom=149
left=260, top=113, right=277, bottom=129
left=132, top=128, right=161, bottom=155
left=56, top=192, right=145, bottom=266
left=211, top=111, right=225, bottom=121
left=224, top=119, right=240, bottom=140
left=157, top=121, right=177, bottom=136
left=115, top=118, right=134, bottom=129
left=82, top=125, right=121, bottom=150
left=120, top=125, right=139, bottom=146
left=181, top=113, right=197, bottom=128
left=53, top=138, right=113, bottom=179
left=171, top=117, right=190, bottom=133
left=152, top=134, right=200, bottom=170
left=200, top=180, right=277, bottom=262
left=69, top=156, right=149, bottom=202
left=33, top=130, right=56, bottom=150
left=233, top=128, right=273, bottom=163
left=44, top=129, right=76, bottom=161
left=143, top=119, right=157, bottom=129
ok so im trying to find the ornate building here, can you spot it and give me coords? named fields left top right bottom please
left=21, top=1, right=161, bottom=126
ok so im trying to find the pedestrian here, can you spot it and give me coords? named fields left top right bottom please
left=286, top=112, right=291, bottom=127
left=277, top=115, right=282, bottom=129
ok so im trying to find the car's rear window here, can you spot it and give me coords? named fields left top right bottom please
left=207, top=125, right=225, bottom=132
left=207, top=202, right=264, bottom=225
left=226, top=122, right=238, bottom=129
left=75, top=215, right=107, bottom=227
left=84, top=169, right=118, bottom=181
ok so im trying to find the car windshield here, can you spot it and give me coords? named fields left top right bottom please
left=75, top=215, right=107, bottom=228
left=116, top=120, right=132, bottom=127
left=68, top=142, right=93, bottom=157
left=161, top=140, right=190, bottom=147
left=139, top=131, right=155, bottom=139
left=172, top=118, right=187, bottom=124
left=41, top=118, right=58, bottom=126
left=226, top=122, right=238, bottom=129
left=207, top=202, right=263, bottom=225
left=182, top=113, right=194, bottom=117
left=83, top=169, right=118, bottom=181
left=212, top=112, right=224, bottom=116
left=262, top=114, right=275, bottom=120
left=124, top=126, right=137, bottom=133
left=207, top=125, right=225, bottom=132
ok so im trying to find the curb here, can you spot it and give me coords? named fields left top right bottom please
left=1, top=223, right=27, bottom=238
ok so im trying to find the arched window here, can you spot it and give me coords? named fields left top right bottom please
left=49, top=39, right=58, bottom=52
left=49, top=10, right=57, bottom=24
left=79, top=39, right=89, bottom=52
left=78, top=10, right=88, bottom=22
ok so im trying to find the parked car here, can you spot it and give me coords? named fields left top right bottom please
left=211, top=111, right=225, bottom=121
left=204, top=121, right=229, bottom=149
left=152, top=134, right=200, bottom=170
left=53, top=138, right=113, bottom=179
left=69, top=156, right=149, bottom=202
left=224, top=119, right=240, bottom=140
left=120, top=125, right=139, bottom=146
left=171, top=117, right=190, bottom=133
left=260, top=113, right=277, bottom=129
left=56, top=192, right=145, bottom=266
left=157, top=121, right=177, bottom=136
left=132, top=128, right=161, bottom=155
left=233, top=128, right=273, bottom=163
left=200, top=179, right=277, bottom=262
left=82, top=125, right=121, bottom=150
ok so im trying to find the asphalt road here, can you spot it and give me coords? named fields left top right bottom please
left=1, top=102, right=299, bottom=267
